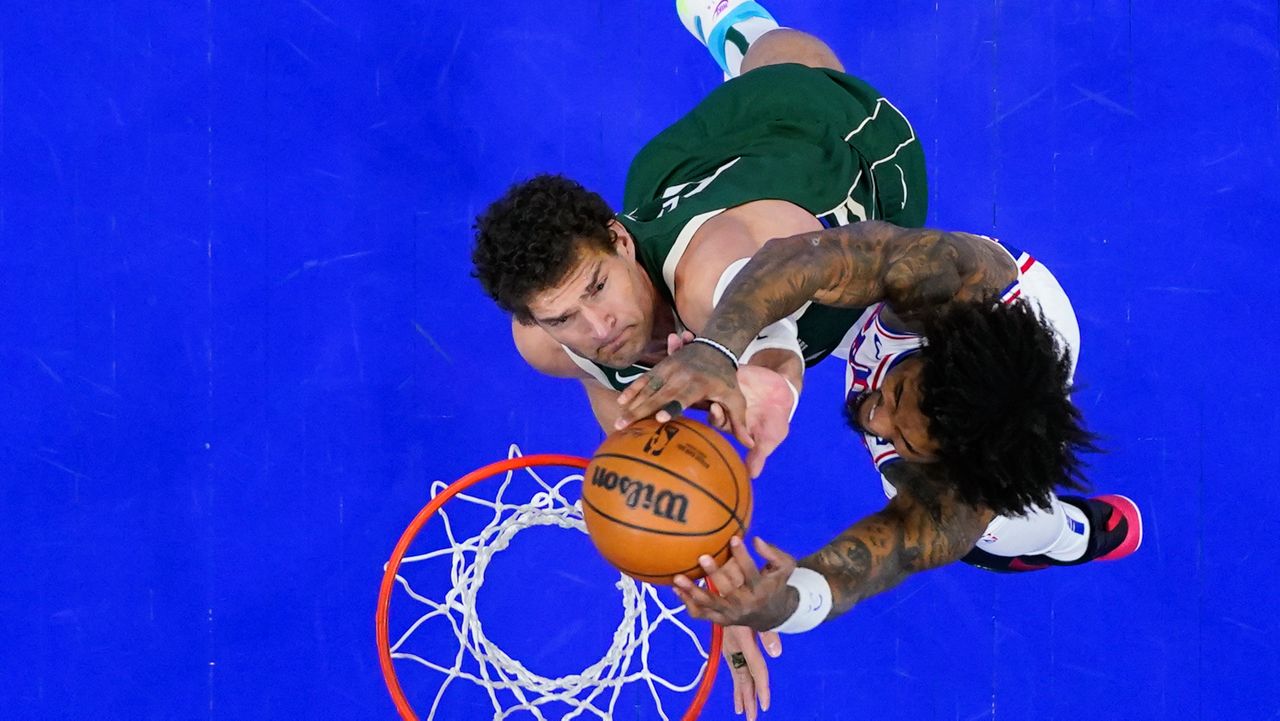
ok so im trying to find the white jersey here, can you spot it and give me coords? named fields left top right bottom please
left=842, top=236, right=1080, bottom=478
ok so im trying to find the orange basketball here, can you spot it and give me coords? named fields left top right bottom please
left=582, top=417, right=752, bottom=585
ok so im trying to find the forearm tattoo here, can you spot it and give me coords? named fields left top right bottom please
left=799, top=463, right=993, bottom=618
left=699, top=222, right=1017, bottom=351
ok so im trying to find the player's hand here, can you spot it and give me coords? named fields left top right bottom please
left=614, top=336, right=752, bottom=449
left=719, top=625, right=782, bottom=720
left=725, top=366, right=794, bottom=478
left=689, top=539, right=783, bottom=720
left=665, top=333, right=786, bottom=477
left=673, top=536, right=799, bottom=632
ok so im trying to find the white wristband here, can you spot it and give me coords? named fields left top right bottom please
left=690, top=336, right=740, bottom=369
left=767, top=567, right=833, bottom=634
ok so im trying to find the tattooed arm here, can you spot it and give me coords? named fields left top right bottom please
left=670, top=463, right=995, bottom=631
left=799, top=463, right=995, bottom=618
left=615, top=221, right=1018, bottom=429
left=697, top=220, right=1018, bottom=358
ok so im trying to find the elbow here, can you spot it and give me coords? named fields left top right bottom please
left=888, top=540, right=955, bottom=577
left=756, top=233, right=828, bottom=287
left=764, top=230, right=827, bottom=256
left=917, top=516, right=988, bottom=572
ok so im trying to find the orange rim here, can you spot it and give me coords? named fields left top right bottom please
left=375, top=453, right=723, bottom=721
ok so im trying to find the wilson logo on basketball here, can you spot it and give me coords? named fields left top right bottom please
left=590, top=467, right=689, bottom=523
left=642, top=425, right=679, bottom=456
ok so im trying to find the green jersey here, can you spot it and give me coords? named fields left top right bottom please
left=573, top=63, right=927, bottom=391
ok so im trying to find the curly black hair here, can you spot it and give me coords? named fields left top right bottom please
left=472, top=174, right=618, bottom=324
left=910, top=299, right=1097, bottom=517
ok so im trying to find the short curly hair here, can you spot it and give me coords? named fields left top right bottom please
left=914, top=298, right=1098, bottom=517
left=472, top=174, right=618, bottom=323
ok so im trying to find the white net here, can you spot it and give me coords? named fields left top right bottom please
left=386, top=444, right=713, bottom=721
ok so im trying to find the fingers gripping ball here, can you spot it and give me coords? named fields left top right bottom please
left=583, top=418, right=752, bottom=585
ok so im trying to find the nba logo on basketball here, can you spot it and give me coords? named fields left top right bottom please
left=643, top=424, right=679, bottom=456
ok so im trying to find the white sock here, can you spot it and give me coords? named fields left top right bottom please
left=1044, top=501, right=1091, bottom=562
left=720, top=16, right=778, bottom=77
left=975, top=495, right=1091, bottom=562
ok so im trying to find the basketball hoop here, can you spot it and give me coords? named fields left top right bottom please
left=376, top=445, right=723, bottom=720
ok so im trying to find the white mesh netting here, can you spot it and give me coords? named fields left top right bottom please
left=386, top=445, right=712, bottom=720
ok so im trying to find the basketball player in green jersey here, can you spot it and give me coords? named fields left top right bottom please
left=472, top=2, right=924, bottom=717
left=474, top=9, right=925, bottom=477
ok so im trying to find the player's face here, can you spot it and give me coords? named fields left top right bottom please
left=851, top=357, right=942, bottom=463
left=525, top=224, right=656, bottom=368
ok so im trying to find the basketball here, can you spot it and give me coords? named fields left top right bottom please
left=582, top=417, right=752, bottom=585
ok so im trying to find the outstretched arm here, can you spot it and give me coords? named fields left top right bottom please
left=699, top=221, right=1015, bottom=352
left=673, top=463, right=995, bottom=631
left=799, top=463, right=995, bottom=617
left=617, top=221, right=1017, bottom=433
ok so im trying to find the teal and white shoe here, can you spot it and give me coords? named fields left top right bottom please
left=676, top=0, right=778, bottom=77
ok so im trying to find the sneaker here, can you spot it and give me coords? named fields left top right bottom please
left=960, top=494, right=1142, bottom=573
left=1059, top=494, right=1143, bottom=563
left=1088, top=494, right=1143, bottom=561
left=675, top=0, right=777, bottom=76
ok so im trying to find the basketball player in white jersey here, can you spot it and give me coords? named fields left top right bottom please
left=475, top=0, right=1137, bottom=715
left=614, top=220, right=1144, bottom=652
